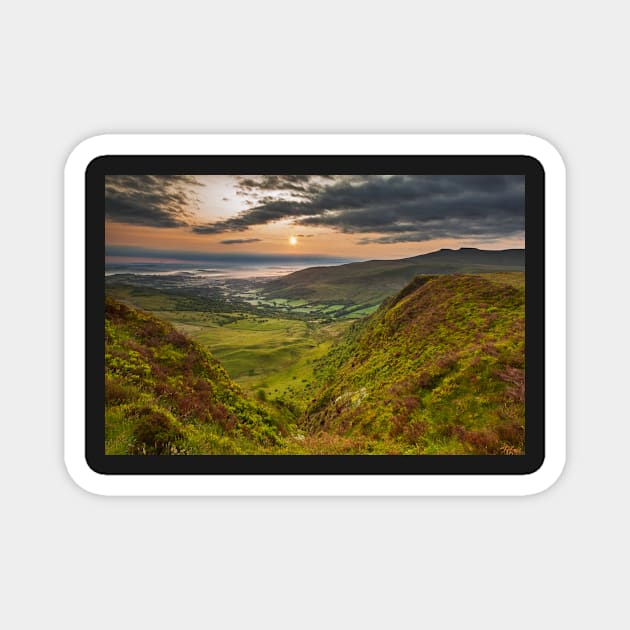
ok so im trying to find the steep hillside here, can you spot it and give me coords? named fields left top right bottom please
left=105, top=298, right=283, bottom=454
left=303, top=273, right=525, bottom=455
left=264, top=248, right=525, bottom=306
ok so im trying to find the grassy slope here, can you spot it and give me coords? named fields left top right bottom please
left=118, top=308, right=353, bottom=405
left=265, top=247, right=525, bottom=306
left=105, top=298, right=284, bottom=454
left=302, top=273, right=525, bottom=454
left=105, top=272, right=525, bottom=456
left=105, top=284, right=354, bottom=423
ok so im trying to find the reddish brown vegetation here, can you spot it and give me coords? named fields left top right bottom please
left=129, top=406, right=184, bottom=455
left=495, top=365, right=525, bottom=403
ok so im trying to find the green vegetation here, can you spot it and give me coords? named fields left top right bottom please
left=121, top=308, right=352, bottom=407
left=303, top=273, right=525, bottom=454
left=105, top=298, right=284, bottom=454
left=265, top=247, right=524, bottom=307
left=105, top=284, right=224, bottom=312
left=105, top=269, right=525, bottom=455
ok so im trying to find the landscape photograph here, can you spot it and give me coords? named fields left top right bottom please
left=105, top=174, right=526, bottom=456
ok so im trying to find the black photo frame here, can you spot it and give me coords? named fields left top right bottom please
left=87, top=154, right=544, bottom=477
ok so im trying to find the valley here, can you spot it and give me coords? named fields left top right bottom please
left=105, top=248, right=526, bottom=455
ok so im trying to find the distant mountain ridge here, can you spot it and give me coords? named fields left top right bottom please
left=265, top=247, right=525, bottom=306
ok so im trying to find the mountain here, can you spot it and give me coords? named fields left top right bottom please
left=302, top=273, right=525, bottom=455
left=264, top=248, right=525, bottom=306
left=105, top=298, right=283, bottom=454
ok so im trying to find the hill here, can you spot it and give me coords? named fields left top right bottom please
left=105, top=272, right=525, bottom=456
left=105, top=298, right=283, bottom=454
left=264, top=247, right=525, bottom=306
left=302, top=273, right=525, bottom=455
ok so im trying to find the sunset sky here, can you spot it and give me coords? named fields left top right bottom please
left=105, top=174, right=525, bottom=263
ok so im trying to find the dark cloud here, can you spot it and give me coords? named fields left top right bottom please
left=194, top=175, right=524, bottom=243
left=219, top=238, right=262, bottom=245
left=192, top=199, right=308, bottom=234
left=237, top=175, right=313, bottom=192
left=105, top=175, right=203, bottom=228
left=106, top=174, right=524, bottom=244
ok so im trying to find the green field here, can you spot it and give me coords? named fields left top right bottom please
left=105, top=283, right=359, bottom=408
left=146, top=309, right=351, bottom=407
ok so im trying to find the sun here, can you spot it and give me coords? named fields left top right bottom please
left=289, top=235, right=298, bottom=246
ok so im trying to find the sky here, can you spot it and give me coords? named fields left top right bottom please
left=105, top=174, right=525, bottom=263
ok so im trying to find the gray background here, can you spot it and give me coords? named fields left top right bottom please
left=2, top=1, right=627, bottom=628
